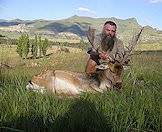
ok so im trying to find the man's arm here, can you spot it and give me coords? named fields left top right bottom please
left=87, top=34, right=102, bottom=64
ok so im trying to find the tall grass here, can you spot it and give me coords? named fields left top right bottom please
left=0, top=49, right=161, bottom=132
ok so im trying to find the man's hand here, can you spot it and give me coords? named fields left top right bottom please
left=99, top=52, right=109, bottom=60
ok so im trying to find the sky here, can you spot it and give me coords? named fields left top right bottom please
left=0, top=0, right=162, bottom=30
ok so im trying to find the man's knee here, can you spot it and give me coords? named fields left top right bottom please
left=85, top=58, right=97, bottom=76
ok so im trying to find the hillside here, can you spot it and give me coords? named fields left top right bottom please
left=0, top=15, right=162, bottom=46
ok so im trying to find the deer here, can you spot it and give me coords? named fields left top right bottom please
left=26, top=27, right=143, bottom=96
left=86, top=26, right=143, bottom=90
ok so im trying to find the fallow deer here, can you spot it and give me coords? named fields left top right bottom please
left=26, top=27, right=143, bottom=96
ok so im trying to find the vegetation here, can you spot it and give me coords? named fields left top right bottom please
left=16, top=34, right=50, bottom=59
left=0, top=45, right=161, bottom=132
left=41, top=38, right=49, bottom=56
left=31, top=35, right=38, bottom=58
left=16, top=34, right=30, bottom=58
left=0, top=16, right=161, bottom=131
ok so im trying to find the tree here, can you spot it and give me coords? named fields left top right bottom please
left=17, top=34, right=49, bottom=59
left=31, top=35, right=38, bottom=58
left=38, top=36, right=43, bottom=57
left=16, top=34, right=30, bottom=59
left=37, top=36, right=49, bottom=57
left=41, top=38, right=49, bottom=56
left=16, top=34, right=23, bottom=58
left=22, top=34, right=30, bottom=59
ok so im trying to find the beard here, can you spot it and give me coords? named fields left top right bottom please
left=101, top=33, right=115, bottom=52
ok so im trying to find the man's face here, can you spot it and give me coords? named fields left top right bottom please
left=102, top=24, right=116, bottom=38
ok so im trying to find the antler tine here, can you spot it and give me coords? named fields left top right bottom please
left=128, top=27, right=144, bottom=52
left=86, top=26, right=96, bottom=46
left=122, top=27, right=144, bottom=63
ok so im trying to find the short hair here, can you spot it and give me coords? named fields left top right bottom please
left=104, top=21, right=117, bottom=28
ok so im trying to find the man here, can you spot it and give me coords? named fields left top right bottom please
left=85, top=21, right=126, bottom=90
left=86, top=21, right=125, bottom=76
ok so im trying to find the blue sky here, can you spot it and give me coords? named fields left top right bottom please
left=0, top=0, right=162, bottom=29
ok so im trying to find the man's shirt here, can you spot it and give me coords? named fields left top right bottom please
left=92, top=33, right=125, bottom=62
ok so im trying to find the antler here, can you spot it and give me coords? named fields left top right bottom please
left=122, top=27, right=144, bottom=64
left=87, top=26, right=96, bottom=46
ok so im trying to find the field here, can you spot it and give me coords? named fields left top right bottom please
left=0, top=45, right=161, bottom=132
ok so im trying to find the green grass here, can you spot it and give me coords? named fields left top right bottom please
left=0, top=46, right=161, bottom=132
left=136, top=43, right=162, bottom=51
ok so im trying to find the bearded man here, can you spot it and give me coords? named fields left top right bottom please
left=86, top=21, right=125, bottom=76
left=85, top=21, right=126, bottom=90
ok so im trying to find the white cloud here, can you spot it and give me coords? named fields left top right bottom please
left=76, top=7, right=91, bottom=12
left=76, top=7, right=97, bottom=17
left=149, top=0, right=162, bottom=3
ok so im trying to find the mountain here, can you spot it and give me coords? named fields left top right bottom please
left=0, top=15, right=162, bottom=45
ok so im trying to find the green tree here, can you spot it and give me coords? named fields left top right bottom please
left=16, top=34, right=23, bottom=58
left=37, top=36, right=49, bottom=57
left=16, top=34, right=30, bottom=59
left=38, top=36, right=43, bottom=57
left=41, top=38, right=49, bottom=56
left=31, top=35, right=38, bottom=58
left=22, top=34, right=30, bottom=59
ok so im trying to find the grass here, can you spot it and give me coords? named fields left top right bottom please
left=0, top=45, right=161, bottom=132
left=136, top=43, right=162, bottom=51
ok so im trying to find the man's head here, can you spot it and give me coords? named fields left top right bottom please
left=101, top=21, right=117, bottom=51
left=102, top=21, right=117, bottom=38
